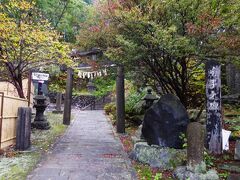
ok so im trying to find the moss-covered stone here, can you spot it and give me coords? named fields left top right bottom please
left=174, top=163, right=219, bottom=180
left=130, top=142, right=186, bottom=169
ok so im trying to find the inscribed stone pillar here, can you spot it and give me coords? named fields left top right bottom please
left=205, top=60, right=222, bottom=154
left=187, top=122, right=204, bottom=167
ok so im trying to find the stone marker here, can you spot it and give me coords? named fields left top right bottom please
left=205, top=60, right=222, bottom=154
left=16, top=107, right=32, bottom=150
left=130, top=142, right=186, bottom=169
left=53, top=92, right=63, bottom=114
left=187, top=122, right=204, bottom=167
left=234, top=140, right=240, bottom=160
left=142, top=94, right=189, bottom=149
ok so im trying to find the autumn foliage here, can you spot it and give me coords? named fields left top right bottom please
left=0, top=0, right=72, bottom=98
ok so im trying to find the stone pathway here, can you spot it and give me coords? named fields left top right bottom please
left=27, top=110, right=136, bottom=180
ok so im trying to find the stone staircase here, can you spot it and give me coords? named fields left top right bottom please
left=82, top=94, right=112, bottom=111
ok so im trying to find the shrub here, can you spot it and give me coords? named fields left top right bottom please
left=104, top=102, right=115, bottom=115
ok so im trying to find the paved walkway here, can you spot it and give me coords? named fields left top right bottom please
left=27, top=110, right=136, bottom=180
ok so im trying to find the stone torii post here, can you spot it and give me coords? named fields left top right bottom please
left=116, top=65, right=125, bottom=133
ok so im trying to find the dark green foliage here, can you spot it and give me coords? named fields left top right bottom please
left=93, top=75, right=116, bottom=98
left=125, top=91, right=145, bottom=115
left=77, top=0, right=240, bottom=108
left=36, top=0, right=89, bottom=42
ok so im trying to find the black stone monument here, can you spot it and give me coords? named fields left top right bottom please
left=142, top=94, right=189, bottom=149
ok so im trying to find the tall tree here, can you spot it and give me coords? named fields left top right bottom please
left=0, top=0, right=72, bottom=98
left=77, top=0, right=240, bottom=107
left=36, top=0, right=91, bottom=42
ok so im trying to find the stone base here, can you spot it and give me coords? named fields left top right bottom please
left=174, top=164, right=219, bottom=180
left=234, top=140, right=240, bottom=160
left=227, top=174, right=240, bottom=180
left=52, top=110, right=63, bottom=114
left=32, top=121, right=51, bottom=130
left=218, top=162, right=240, bottom=173
left=129, top=142, right=186, bottom=169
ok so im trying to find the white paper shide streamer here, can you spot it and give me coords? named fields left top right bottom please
left=78, top=68, right=107, bottom=79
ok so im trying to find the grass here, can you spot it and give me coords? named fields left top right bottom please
left=0, top=112, right=67, bottom=180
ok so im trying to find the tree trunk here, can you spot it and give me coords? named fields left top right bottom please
left=5, top=62, right=25, bottom=98
left=15, top=81, right=25, bottom=98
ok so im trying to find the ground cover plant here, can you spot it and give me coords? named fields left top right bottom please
left=104, top=91, right=240, bottom=179
left=0, top=112, right=67, bottom=180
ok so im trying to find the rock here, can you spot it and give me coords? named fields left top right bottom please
left=174, top=166, right=200, bottom=180
left=219, top=162, right=240, bottom=173
left=227, top=174, right=240, bottom=180
left=129, top=142, right=186, bottom=169
left=174, top=163, right=219, bottom=180
left=142, top=94, right=189, bottom=148
left=234, top=140, right=240, bottom=160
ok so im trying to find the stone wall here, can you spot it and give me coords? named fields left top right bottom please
left=48, top=92, right=95, bottom=109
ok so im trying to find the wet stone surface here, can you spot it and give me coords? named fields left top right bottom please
left=27, top=110, right=136, bottom=180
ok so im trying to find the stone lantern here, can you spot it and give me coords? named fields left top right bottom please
left=143, top=89, right=158, bottom=109
left=32, top=94, right=50, bottom=129
left=87, top=81, right=96, bottom=92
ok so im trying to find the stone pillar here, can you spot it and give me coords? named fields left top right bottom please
left=226, top=63, right=236, bottom=94
left=205, top=60, right=222, bottom=154
left=56, top=93, right=62, bottom=111
left=234, top=140, right=240, bottom=160
left=226, top=63, right=240, bottom=94
left=16, top=107, right=32, bottom=150
left=235, top=71, right=240, bottom=93
left=63, top=68, right=73, bottom=125
left=53, top=92, right=63, bottom=113
left=116, top=65, right=125, bottom=133
left=187, top=122, right=204, bottom=167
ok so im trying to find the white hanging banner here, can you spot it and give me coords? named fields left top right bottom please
left=222, top=129, right=231, bottom=151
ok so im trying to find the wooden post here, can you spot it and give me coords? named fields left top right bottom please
left=205, top=60, right=222, bottom=154
left=116, top=65, right=125, bottom=133
left=63, top=68, right=73, bottom=125
left=0, top=92, right=4, bottom=149
left=16, top=107, right=32, bottom=150
left=27, top=71, right=32, bottom=107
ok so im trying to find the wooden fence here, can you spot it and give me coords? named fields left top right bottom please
left=0, top=93, right=29, bottom=149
